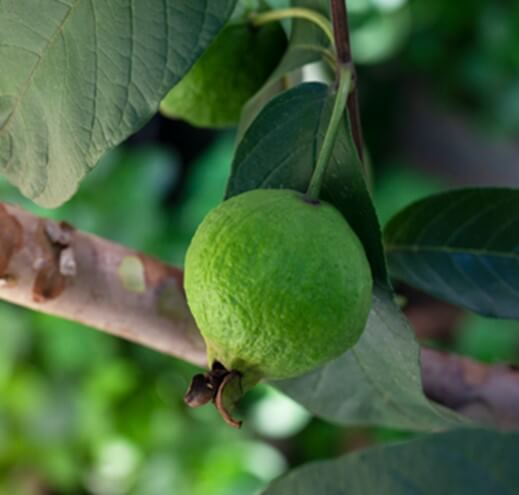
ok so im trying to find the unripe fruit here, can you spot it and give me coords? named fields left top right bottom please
left=183, top=189, right=372, bottom=425
left=160, top=22, right=287, bottom=128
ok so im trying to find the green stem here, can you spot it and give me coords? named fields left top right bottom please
left=306, top=65, right=352, bottom=199
left=294, top=44, right=337, bottom=70
left=250, top=8, right=335, bottom=47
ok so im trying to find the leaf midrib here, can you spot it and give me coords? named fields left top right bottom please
left=386, top=244, right=519, bottom=261
left=0, top=0, right=82, bottom=136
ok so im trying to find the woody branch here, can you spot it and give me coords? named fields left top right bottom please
left=0, top=202, right=518, bottom=428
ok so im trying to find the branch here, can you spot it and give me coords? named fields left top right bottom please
left=330, top=0, right=365, bottom=162
left=0, top=202, right=206, bottom=367
left=422, top=348, right=519, bottom=429
left=2, top=202, right=519, bottom=427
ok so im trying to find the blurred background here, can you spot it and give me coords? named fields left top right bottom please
left=1, top=0, right=519, bottom=493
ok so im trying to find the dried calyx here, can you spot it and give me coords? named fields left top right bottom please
left=184, top=362, right=244, bottom=428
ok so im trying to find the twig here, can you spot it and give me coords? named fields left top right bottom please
left=2, top=203, right=519, bottom=427
left=330, top=0, right=365, bottom=162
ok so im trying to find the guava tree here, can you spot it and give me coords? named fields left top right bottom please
left=1, top=0, right=519, bottom=492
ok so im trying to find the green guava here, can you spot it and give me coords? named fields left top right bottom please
left=160, top=21, right=287, bottom=128
left=183, top=189, right=372, bottom=425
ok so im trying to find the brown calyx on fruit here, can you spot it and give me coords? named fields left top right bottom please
left=184, top=361, right=243, bottom=428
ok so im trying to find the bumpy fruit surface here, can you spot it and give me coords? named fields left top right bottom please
left=184, top=189, right=372, bottom=385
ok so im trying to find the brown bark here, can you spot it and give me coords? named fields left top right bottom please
left=402, top=284, right=463, bottom=342
left=0, top=202, right=206, bottom=367
left=422, top=348, right=519, bottom=429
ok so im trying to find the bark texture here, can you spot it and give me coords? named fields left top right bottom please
left=0, top=202, right=206, bottom=367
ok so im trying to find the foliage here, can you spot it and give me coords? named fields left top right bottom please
left=1, top=0, right=519, bottom=493
left=264, top=429, right=519, bottom=494
left=385, top=189, right=519, bottom=319
left=0, top=0, right=236, bottom=207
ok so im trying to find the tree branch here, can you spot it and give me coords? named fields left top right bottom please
left=2, top=202, right=519, bottom=427
left=422, top=348, right=519, bottom=429
left=330, top=0, right=365, bottom=162
left=0, top=202, right=206, bottom=367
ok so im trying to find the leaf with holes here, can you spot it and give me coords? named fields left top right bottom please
left=0, top=0, right=236, bottom=207
left=263, top=429, right=519, bottom=494
left=384, top=188, right=519, bottom=319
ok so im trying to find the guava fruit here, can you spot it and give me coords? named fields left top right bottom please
left=160, top=21, right=287, bottom=128
left=183, top=189, right=372, bottom=426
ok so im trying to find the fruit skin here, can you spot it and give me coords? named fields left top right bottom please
left=160, top=22, right=287, bottom=128
left=184, top=189, right=373, bottom=385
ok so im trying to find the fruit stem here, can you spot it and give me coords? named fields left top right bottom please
left=250, top=8, right=335, bottom=47
left=306, top=65, right=352, bottom=199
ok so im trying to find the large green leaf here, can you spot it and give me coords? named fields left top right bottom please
left=384, top=188, right=519, bottom=319
left=263, top=429, right=519, bottom=494
left=277, top=287, right=465, bottom=430
left=0, top=0, right=236, bottom=207
left=228, top=82, right=388, bottom=285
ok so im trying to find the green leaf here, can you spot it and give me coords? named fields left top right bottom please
left=276, top=287, right=466, bottom=430
left=160, top=21, right=287, bottom=128
left=0, top=0, right=236, bottom=207
left=384, top=188, right=519, bottom=319
left=263, top=429, right=519, bottom=494
left=227, top=82, right=388, bottom=286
